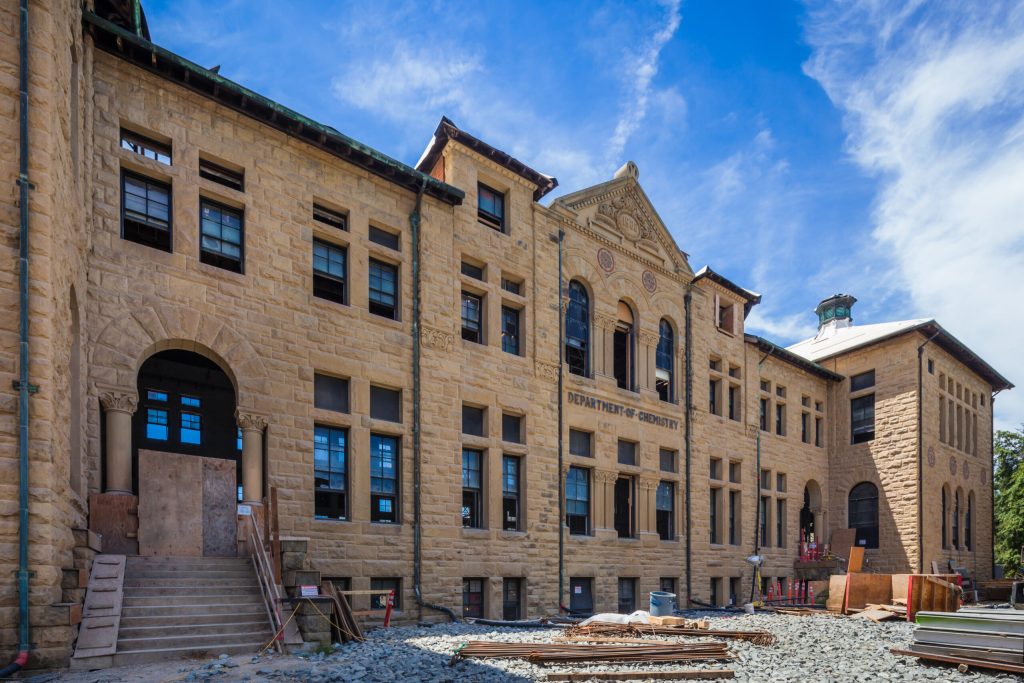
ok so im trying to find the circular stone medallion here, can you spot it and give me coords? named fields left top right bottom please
left=642, top=270, right=657, bottom=293
left=597, top=248, right=615, bottom=273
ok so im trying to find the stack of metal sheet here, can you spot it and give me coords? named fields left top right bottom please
left=911, top=608, right=1024, bottom=665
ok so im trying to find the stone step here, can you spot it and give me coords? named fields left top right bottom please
left=106, top=641, right=267, bottom=667
left=127, top=555, right=250, bottom=563
left=123, top=577, right=260, bottom=588
left=118, top=620, right=270, bottom=640
left=125, top=570, right=255, bottom=580
left=123, top=594, right=264, bottom=608
left=117, top=631, right=269, bottom=653
left=122, top=584, right=261, bottom=596
left=121, top=602, right=265, bottom=618
left=119, top=611, right=269, bottom=628
left=126, top=560, right=253, bottom=571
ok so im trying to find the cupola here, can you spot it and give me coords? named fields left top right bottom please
left=814, top=294, right=856, bottom=338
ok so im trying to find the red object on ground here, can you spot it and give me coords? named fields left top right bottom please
left=383, top=589, right=395, bottom=627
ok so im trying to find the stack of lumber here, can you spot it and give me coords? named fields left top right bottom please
left=828, top=572, right=960, bottom=621
left=452, top=640, right=733, bottom=664
left=978, top=579, right=1015, bottom=602
left=893, top=608, right=1024, bottom=675
left=564, top=622, right=775, bottom=646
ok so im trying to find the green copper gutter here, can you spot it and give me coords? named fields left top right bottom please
left=82, top=11, right=464, bottom=206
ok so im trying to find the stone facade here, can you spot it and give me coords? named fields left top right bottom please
left=0, top=0, right=1010, bottom=667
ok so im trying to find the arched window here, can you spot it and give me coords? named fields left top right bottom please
left=966, top=492, right=974, bottom=551
left=848, top=482, right=879, bottom=549
left=656, top=319, right=674, bottom=402
left=565, top=280, right=590, bottom=377
left=941, top=487, right=948, bottom=548
left=613, top=301, right=635, bottom=391
left=953, top=489, right=962, bottom=549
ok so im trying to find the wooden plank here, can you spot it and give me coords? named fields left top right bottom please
left=845, top=573, right=892, bottom=613
left=826, top=574, right=846, bottom=612
left=88, top=492, right=138, bottom=555
left=893, top=647, right=1024, bottom=672
left=851, top=608, right=898, bottom=623
left=830, top=528, right=857, bottom=564
left=202, top=457, right=237, bottom=557
left=891, top=574, right=911, bottom=603
left=546, top=671, right=735, bottom=681
left=848, top=547, right=865, bottom=573
left=72, top=554, right=126, bottom=660
left=138, top=450, right=203, bottom=556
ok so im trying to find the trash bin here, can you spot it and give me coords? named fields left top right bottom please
left=649, top=591, right=676, bottom=616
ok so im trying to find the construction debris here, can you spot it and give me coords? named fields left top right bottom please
left=544, top=670, right=735, bottom=681
left=564, top=622, right=776, bottom=646
left=452, top=640, right=733, bottom=665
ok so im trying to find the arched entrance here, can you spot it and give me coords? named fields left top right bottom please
left=133, top=350, right=240, bottom=557
left=801, top=480, right=823, bottom=545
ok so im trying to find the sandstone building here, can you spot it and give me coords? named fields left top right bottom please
left=0, top=0, right=1013, bottom=668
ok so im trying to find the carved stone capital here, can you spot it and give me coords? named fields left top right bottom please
left=236, top=411, right=269, bottom=432
left=639, top=478, right=659, bottom=492
left=594, top=313, right=618, bottom=331
left=98, top=388, right=138, bottom=414
left=638, top=332, right=660, bottom=348
left=420, top=325, right=454, bottom=352
left=595, top=470, right=619, bottom=485
left=535, top=361, right=560, bottom=383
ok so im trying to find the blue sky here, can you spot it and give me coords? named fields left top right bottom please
left=143, top=0, right=1024, bottom=427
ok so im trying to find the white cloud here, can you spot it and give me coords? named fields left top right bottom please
left=803, top=1, right=1024, bottom=427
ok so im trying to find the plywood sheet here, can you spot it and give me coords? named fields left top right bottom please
left=203, top=458, right=237, bottom=557
left=138, top=450, right=203, bottom=556
left=845, top=573, right=892, bottom=613
left=830, top=528, right=856, bottom=564
left=73, top=554, right=125, bottom=660
left=891, top=574, right=911, bottom=602
left=826, top=575, right=847, bottom=612
left=88, top=493, right=138, bottom=555
left=848, top=547, right=865, bottom=573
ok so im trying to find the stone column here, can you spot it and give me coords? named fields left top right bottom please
left=99, top=388, right=138, bottom=495
left=237, top=411, right=269, bottom=505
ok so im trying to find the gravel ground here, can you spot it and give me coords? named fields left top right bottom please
left=50, top=612, right=1017, bottom=683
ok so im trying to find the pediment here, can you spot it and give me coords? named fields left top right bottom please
left=555, top=176, right=693, bottom=278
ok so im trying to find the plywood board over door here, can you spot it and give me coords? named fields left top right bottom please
left=138, top=449, right=237, bottom=556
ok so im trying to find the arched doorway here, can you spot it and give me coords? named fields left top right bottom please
left=133, top=350, right=240, bottom=556
left=801, top=480, right=822, bottom=545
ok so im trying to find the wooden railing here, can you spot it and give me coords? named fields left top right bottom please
left=248, top=491, right=285, bottom=653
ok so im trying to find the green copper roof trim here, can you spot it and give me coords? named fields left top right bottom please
left=83, top=11, right=464, bottom=205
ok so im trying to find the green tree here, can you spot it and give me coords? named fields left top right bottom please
left=994, top=425, right=1024, bottom=576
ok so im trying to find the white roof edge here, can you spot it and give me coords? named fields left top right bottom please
left=414, top=134, right=438, bottom=171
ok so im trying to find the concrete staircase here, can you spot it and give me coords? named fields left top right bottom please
left=109, top=555, right=273, bottom=665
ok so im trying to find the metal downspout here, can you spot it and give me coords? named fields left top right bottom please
left=554, top=230, right=567, bottom=613
left=683, top=290, right=692, bottom=605
left=749, top=348, right=770, bottom=604
left=4, top=0, right=33, bottom=675
left=410, top=180, right=456, bottom=622
left=991, top=390, right=1001, bottom=578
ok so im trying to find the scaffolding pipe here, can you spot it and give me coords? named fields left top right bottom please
left=3, top=0, right=33, bottom=675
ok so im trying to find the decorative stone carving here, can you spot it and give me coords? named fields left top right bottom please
left=597, top=248, right=615, bottom=273
left=236, top=411, right=269, bottom=432
left=949, top=455, right=957, bottom=476
left=595, top=470, right=619, bottom=485
left=597, top=193, right=659, bottom=245
left=639, top=478, right=658, bottom=492
left=535, top=361, right=559, bottom=383
left=642, top=270, right=657, bottom=293
left=420, top=325, right=454, bottom=352
left=962, top=460, right=970, bottom=480
left=639, top=332, right=660, bottom=348
left=926, top=446, right=936, bottom=468
left=99, top=389, right=138, bottom=414
left=594, top=313, right=618, bottom=331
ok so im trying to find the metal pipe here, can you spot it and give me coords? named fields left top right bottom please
left=552, top=230, right=567, bottom=613
left=5, top=0, right=33, bottom=675
left=683, top=290, right=692, bottom=605
left=410, top=179, right=457, bottom=622
left=749, top=348, right=770, bottom=604
left=991, top=389, right=1001, bottom=578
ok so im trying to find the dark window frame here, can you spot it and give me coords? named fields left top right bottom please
left=199, top=197, right=244, bottom=273
left=501, top=305, right=521, bottom=355
left=368, top=258, right=399, bottom=319
left=370, top=578, right=401, bottom=610
left=659, top=448, right=677, bottom=473
left=851, top=394, right=876, bottom=444
left=121, top=170, right=172, bottom=252
left=848, top=481, right=879, bottom=548
left=463, top=578, right=486, bottom=617
left=313, top=203, right=347, bottom=231
left=656, top=319, right=674, bottom=402
left=462, top=448, right=484, bottom=528
left=369, top=433, right=399, bottom=524
left=199, top=157, right=244, bottom=191
left=461, top=291, right=484, bottom=344
left=617, top=439, right=637, bottom=466
left=120, top=128, right=171, bottom=164
left=565, top=281, right=590, bottom=377
left=314, top=373, right=350, bottom=413
left=566, top=466, right=590, bottom=535
left=502, top=413, right=523, bottom=444
left=369, top=385, right=402, bottom=423
left=313, top=424, right=348, bottom=521
left=462, top=404, right=486, bottom=437
left=851, top=370, right=876, bottom=392
left=477, top=182, right=505, bottom=232
left=502, top=578, right=522, bottom=620
left=656, top=481, right=674, bottom=541
left=368, top=225, right=400, bottom=250
left=569, top=429, right=593, bottom=458
left=312, top=237, right=347, bottom=305
left=502, top=455, right=521, bottom=532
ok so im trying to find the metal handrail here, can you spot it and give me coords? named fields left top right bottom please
left=248, top=507, right=284, bottom=653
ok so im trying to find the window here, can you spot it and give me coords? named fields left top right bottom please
left=613, top=302, right=635, bottom=390
left=368, top=259, right=398, bottom=319
left=501, top=306, right=521, bottom=355
left=728, top=461, right=741, bottom=484
left=710, top=578, right=720, bottom=606
left=502, top=413, right=523, bottom=443
left=660, top=577, right=677, bottom=595
left=966, top=493, right=974, bottom=551
left=815, top=417, right=823, bottom=447
left=461, top=291, right=483, bottom=343
left=199, top=158, right=244, bottom=191
left=801, top=395, right=810, bottom=408
left=617, top=578, right=636, bottom=614
left=502, top=455, right=521, bottom=531
left=146, top=408, right=169, bottom=440
left=120, top=129, right=171, bottom=164
left=313, top=203, right=346, bottom=231
left=502, top=578, right=522, bottom=620
left=848, top=482, right=879, bottom=548
left=200, top=197, right=246, bottom=272
left=565, top=281, right=590, bottom=376
left=776, top=385, right=786, bottom=399
left=728, top=491, right=739, bottom=545
left=952, top=490, right=961, bottom=548
left=760, top=379, right=770, bottom=393
left=656, top=481, right=674, bottom=541
left=312, top=238, right=346, bottom=304
left=776, top=473, right=786, bottom=492
left=656, top=320, right=674, bottom=402
left=709, top=378, right=721, bottom=416
left=941, top=487, right=948, bottom=548
left=760, top=469, right=771, bottom=490
left=851, top=370, right=876, bottom=392
left=122, top=172, right=171, bottom=251
left=477, top=183, right=505, bottom=231
left=614, top=476, right=635, bottom=538
left=710, top=358, right=722, bottom=372
left=370, top=434, right=399, bottom=524
left=928, top=359, right=934, bottom=374
left=617, top=440, right=637, bottom=466
left=566, top=466, right=590, bottom=535
left=710, top=488, right=720, bottom=544
left=569, top=577, right=593, bottom=615
left=659, top=448, right=677, bottom=473
left=314, top=425, right=347, bottom=520
left=501, top=277, right=522, bottom=295
left=314, top=374, right=349, bottom=413
left=461, top=261, right=485, bottom=280
left=180, top=411, right=201, bottom=444
left=851, top=394, right=875, bottom=443
left=759, top=496, right=769, bottom=547
left=370, top=578, right=400, bottom=610
left=569, top=429, right=593, bottom=457
left=729, top=365, right=740, bottom=378
left=775, top=403, right=786, bottom=436
left=370, top=386, right=402, bottom=423
left=369, top=225, right=400, bottom=250
left=759, top=398, right=769, bottom=431
left=462, top=449, right=483, bottom=528
left=709, top=458, right=721, bottom=480
left=728, top=385, right=740, bottom=421
left=462, top=404, right=486, bottom=437
left=717, top=300, right=735, bottom=333
left=776, top=499, right=785, bottom=548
